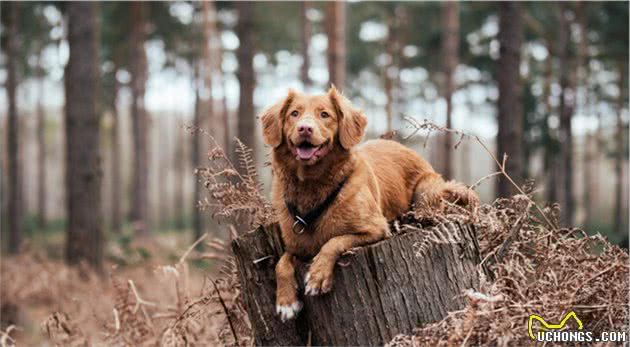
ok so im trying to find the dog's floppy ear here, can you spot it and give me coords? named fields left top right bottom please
left=328, top=86, right=367, bottom=149
left=260, top=90, right=295, bottom=148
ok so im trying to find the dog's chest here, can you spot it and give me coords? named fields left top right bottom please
left=274, top=173, right=352, bottom=258
left=279, top=212, right=344, bottom=258
left=278, top=190, right=347, bottom=258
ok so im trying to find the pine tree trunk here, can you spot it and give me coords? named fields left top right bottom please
left=110, top=71, right=122, bottom=233
left=495, top=2, right=524, bottom=198
left=233, top=222, right=484, bottom=346
left=326, top=1, right=346, bottom=89
left=157, top=118, right=169, bottom=229
left=441, top=1, right=459, bottom=180
left=5, top=2, right=23, bottom=254
left=192, top=62, right=204, bottom=242
left=36, top=57, right=47, bottom=229
left=542, top=43, right=558, bottom=205
left=384, top=66, right=394, bottom=133
left=176, top=115, right=187, bottom=229
left=614, top=61, right=627, bottom=236
left=64, top=1, right=104, bottom=272
left=129, top=2, right=150, bottom=235
left=235, top=1, right=256, bottom=152
left=557, top=3, right=575, bottom=226
left=202, top=0, right=224, bottom=151
left=301, top=1, right=312, bottom=88
left=382, top=7, right=399, bottom=134
left=576, top=2, right=592, bottom=228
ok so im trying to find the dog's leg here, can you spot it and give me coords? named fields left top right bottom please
left=413, top=172, right=478, bottom=209
left=305, top=221, right=388, bottom=296
left=275, top=252, right=302, bottom=321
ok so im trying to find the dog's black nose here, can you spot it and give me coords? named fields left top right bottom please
left=298, top=124, right=313, bottom=136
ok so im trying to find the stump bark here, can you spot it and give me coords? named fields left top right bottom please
left=232, top=221, right=483, bottom=346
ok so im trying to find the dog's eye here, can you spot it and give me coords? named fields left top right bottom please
left=290, top=110, right=299, bottom=117
left=320, top=111, right=330, bottom=118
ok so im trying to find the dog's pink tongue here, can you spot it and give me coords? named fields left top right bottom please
left=297, top=146, right=318, bottom=160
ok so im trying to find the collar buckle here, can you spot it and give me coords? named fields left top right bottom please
left=292, top=216, right=307, bottom=234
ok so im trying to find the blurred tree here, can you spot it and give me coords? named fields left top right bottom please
left=614, top=61, right=627, bottom=236
left=129, top=2, right=150, bottom=235
left=2, top=2, right=23, bottom=253
left=36, top=52, right=47, bottom=229
left=175, top=114, right=188, bottom=229
left=236, top=1, right=256, bottom=151
left=101, top=2, right=131, bottom=234
left=441, top=1, right=459, bottom=180
left=521, top=2, right=561, bottom=205
left=25, top=4, right=55, bottom=230
left=64, top=1, right=103, bottom=272
left=191, top=61, right=205, bottom=242
left=2, top=2, right=56, bottom=240
left=326, top=1, right=347, bottom=89
left=110, top=73, right=123, bottom=234
left=556, top=3, right=576, bottom=226
left=301, top=1, right=312, bottom=88
left=383, top=5, right=405, bottom=133
left=202, top=0, right=226, bottom=151
left=495, top=2, right=524, bottom=198
left=575, top=2, right=594, bottom=228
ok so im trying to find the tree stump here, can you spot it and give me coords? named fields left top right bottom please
left=232, top=221, right=484, bottom=346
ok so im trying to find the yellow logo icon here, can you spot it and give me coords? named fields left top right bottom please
left=528, top=311, right=584, bottom=340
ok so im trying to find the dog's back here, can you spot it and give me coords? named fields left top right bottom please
left=357, top=139, right=439, bottom=220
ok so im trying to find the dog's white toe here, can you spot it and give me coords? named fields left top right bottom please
left=305, top=283, right=319, bottom=296
left=276, top=301, right=303, bottom=322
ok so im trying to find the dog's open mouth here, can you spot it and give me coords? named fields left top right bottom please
left=295, top=141, right=324, bottom=161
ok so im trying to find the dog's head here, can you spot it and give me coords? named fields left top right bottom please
left=261, top=87, right=367, bottom=166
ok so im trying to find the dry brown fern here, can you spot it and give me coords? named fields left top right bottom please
left=189, top=126, right=273, bottom=233
left=385, top=119, right=629, bottom=347
left=41, top=312, right=88, bottom=347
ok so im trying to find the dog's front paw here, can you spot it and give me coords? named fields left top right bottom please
left=304, top=260, right=334, bottom=296
left=276, top=300, right=303, bottom=322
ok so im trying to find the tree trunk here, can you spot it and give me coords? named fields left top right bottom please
left=614, top=61, right=627, bottom=236
left=557, top=3, right=575, bottom=226
left=495, top=2, right=524, bottom=198
left=235, top=1, right=256, bottom=152
left=542, top=43, right=558, bottom=205
left=382, top=6, right=402, bottom=134
left=301, top=1, right=312, bottom=88
left=576, top=2, right=592, bottom=228
left=441, top=1, right=459, bottom=180
left=129, top=2, right=150, bottom=235
left=176, top=114, right=187, bottom=229
left=192, top=62, right=204, bottom=242
left=110, top=70, right=122, bottom=233
left=383, top=67, right=394, bottom=133
left=5, top=2, right=23, bottom=254
left=64, top=1, right=104, bottom=272
left=202, top=0, right=225, bottom=151
left=326, top=1, right=346, bottom=89
left=214, top=15, right=231, bottom=156
left=37, top=55, right=47, bottom=229
left=233, top=222, right=484, bottom=346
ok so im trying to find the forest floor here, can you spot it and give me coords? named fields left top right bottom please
left=2, top=193, right=628, bottom=347
left=1, top=229, right=243, bottom=346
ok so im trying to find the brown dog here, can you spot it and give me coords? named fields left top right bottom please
left=261, top=87, right=477, bottom=321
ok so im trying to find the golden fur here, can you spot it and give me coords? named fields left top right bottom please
left=261, top=87, right=478, bottom=321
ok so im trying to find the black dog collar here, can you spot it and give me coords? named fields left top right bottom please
left=285, top=176, right=348, bottom=234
